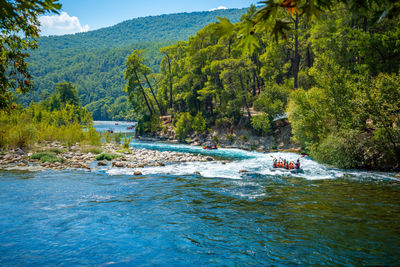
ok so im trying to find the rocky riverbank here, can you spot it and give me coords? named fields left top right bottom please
left=138, top=119, right=301, bottom=152
left=0, top=142, right=215, bottom=173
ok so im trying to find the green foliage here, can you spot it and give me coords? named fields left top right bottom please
left=95, top=153, right=119, bottom=161
left=48, top=148, right=63, bottom=154
left=81, top=146, right=103, bottom=154
left=135, top=115, right=161, bottom=135
left=288, top=70, right=400, bottom=169
left=116, top=149, right=132, bottom=154
left=31, top=153, right=51, bottom=160
left=192, top=113, right=207, bottom=133
left=5, top=123, right=37, bottom=149
left=31, top=152, right=64, bottom=163
left=310, top=130, right=364, bottom=169
left=0, top=0, right=61, bottom=110
left=56, top=82, right=79, bottom=106
left=174, top=112, right=193, bottom=140
left=240, top=135, right=248, bottom=142
left=0, top=82, right=97, bottom=149
left=254, top=83, right=291, bottom=116
left=104, top=132, right=112, bottom=143
left=122, top=134, right=131, bottom=149
left=251, top=113, right=271, bottom=136
left=21, top=9, right=246, bottom=120
left=83, top=127, right=101, bottom=146
left=113, top=133, right=122, bottom=144
left=39, top=154, right=64, bottom=163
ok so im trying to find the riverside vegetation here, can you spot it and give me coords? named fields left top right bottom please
left=2, top=1, right=399, bottom=171
left=0, top=82, right=213, bottom=172
left=124, top=4, right=400, bottom=171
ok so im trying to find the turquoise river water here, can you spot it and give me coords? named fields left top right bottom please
left=0, top=121, right=399, bottom=265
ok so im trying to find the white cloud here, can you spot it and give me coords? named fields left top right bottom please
left=209, top=6, right=228, bottom=11
left=39, top=11, right=89, bottom=36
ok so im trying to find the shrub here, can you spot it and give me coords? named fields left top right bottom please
left=251, top=113, right=271, bottom=136
left=62, top=123, right=83, bottom=147
left=192, top=113, right=206, bottom=133
left=114, top=133, right=122, bottom=144
left=83, top=127, right=101, bottom=146
left=95, top=153, right=119, bottom=161
left=311, top=130, right=364, bottom=169
left=40, top=154, right=64, bottom=163
left=212, top=136, right=219, bottom=143
left=241, top=135, right=248, bottom=142
left=7, top=123, right=37, bottom=149
left=174, top=112, right=193, bottom=140
left=122, top=134, right=131, bottom=149
left=31, top=152, right=52, bottom=160
left=31, top=152, right=64, bottom=163
left=116, top=149, right=132, bottom=154
left=81, top=146, right=103, bottom=154
left=48, top=148, right=63, bottom=154
left=253, top=82, right=290, bottom=116
left=105, top=132, right=112, bottom=143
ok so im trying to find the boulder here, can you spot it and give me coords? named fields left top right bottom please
left=239, top=170, right=249, bottom=173
left=194, top=171, right=201, bottom=175
left=112, top=162, right=124, bottom=168
left=206, top=157, right=214, bottom=161
left=134, top=171, right=143, bottom=176
left=395, top=173, right=400, bottom=178
left=97, top=161, right=107, bottom=166
left=14, top=148, right=25, bottom=155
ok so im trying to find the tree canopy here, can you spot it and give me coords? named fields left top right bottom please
left=0, top=0, right=61, bottom=110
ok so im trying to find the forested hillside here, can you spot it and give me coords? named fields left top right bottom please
left=127, top=4, right=400, bottom=170
left=23, top=8, right=246, bottom=119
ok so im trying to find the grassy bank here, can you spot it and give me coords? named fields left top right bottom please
left=0, top=103, right=100, bottom=150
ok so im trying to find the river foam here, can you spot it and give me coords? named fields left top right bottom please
left=105, top=141, right=397, bottom=180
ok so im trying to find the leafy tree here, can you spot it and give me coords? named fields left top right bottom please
left=0, top=0, right=61, bottom=110
left=56, top=82, right=79, bottom=106
left=251, top=113, right=271, bottom=136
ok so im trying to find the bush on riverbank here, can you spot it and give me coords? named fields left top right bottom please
left=31, top=152, right=65, bottom=163
left=95, top=153, right=119, bottom=161
left=288, top=70, right=400, bottom=170
left=174, top=112, right=207, bottom=140
left=0, top=103, right=100, bottom=149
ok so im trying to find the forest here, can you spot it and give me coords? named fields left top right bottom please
left=20, top=8, right=246, bottom=120
left=126, top=4, right=400, bottom=170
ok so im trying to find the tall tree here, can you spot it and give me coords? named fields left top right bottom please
left=124, top=50, right=166, bottom=116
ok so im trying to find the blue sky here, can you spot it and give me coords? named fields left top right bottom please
left=39, top=0, right=257, bottom=36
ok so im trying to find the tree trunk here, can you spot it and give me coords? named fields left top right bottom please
left=134, top=70, right=153, bottom=116
left=144, top=74, right=163, bottom=115
left=293, top=13, right=300, bottom=89
left=239, top=74, right=251, bottom=120
left=166, top=54, right=173, bottom=109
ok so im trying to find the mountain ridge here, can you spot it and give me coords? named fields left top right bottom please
left=36, top=8, right=247, bottom=50
left=23, top=8, right=247, bottom=119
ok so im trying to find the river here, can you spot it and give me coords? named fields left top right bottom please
left=0, top=121, right=399, bottom=265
